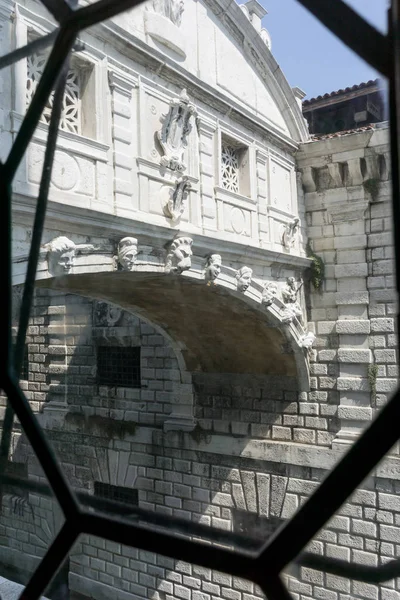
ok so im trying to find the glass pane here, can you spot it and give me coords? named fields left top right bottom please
left=64, top=538, right=258, bottom=600
left=0, top=417, right=65, bottom=597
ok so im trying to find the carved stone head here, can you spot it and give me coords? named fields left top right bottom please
left=262, top=282, right=278, bottom=307
left=236, top=266, right=253, bottom=292
left=165, top=237, right=193, bottom=274
left=47, top=236, right=76, bottom=276
left=205, top=254, right=222, bottom=283
left=118, top=237, right=138, bottom=271
left=287, top=276, right=296, bottom=290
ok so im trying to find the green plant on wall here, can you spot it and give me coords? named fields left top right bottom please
left=363, top=178, right=380, bottom=202
left=306, top=241, right=325, bottom=294
left=368, top=364, right=379, bottom=402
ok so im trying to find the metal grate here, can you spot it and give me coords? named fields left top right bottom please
left=0, top=1, right=398, bottom=600
left=96, top=346, right=141, bottom=388
left=94, top=482, right=138, bottom=507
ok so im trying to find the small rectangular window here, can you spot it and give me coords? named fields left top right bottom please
left=94, top=482, right=138, bottom=507
left=96, top=346, right=141, bottom=388
left=220, top=136, right=250, bottom=196
left=233, top=509, right=283, bottom=541
left=21, top=345, right=29, bottom=381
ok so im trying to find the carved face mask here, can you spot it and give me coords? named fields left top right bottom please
left=206, top=255, right=222, bottom=281
left=50, top=250, right=75, bottom=275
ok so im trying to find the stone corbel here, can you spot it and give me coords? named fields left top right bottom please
left=347, top=157, right=364, bottom=186
left=300, top=166, right=317, bottom=193
left=365, top=155, right=380, bottom=180
left=327, top=162, right=344, bottom=188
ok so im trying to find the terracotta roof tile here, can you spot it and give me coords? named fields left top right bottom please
left=309, top=124, right=376, bottom=142
left=303, top=79, right=380, bottom=107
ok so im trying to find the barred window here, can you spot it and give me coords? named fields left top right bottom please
left=26, top=50, right=82, bottom=134
left=94, top=482, right=138, bottom=507
left=96, top=346, right=141, bottom=388
left=21, top=345, right=29, bottom=381
left=221, top=144, right=240, bottom=193
left=233, top=509, right=283, bottom=541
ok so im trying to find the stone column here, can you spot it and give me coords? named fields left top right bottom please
left=256, top=148, right=269, bottom=247
left=330, top=200, right=372, bottom=445
left=197, top=118, right=217, bottom=232
left=108, top=71, right=136, bottom=216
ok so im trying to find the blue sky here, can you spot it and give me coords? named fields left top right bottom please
left=257, top=0, right=388, bottom=99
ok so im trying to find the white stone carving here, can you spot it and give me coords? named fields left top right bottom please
left=158, top=89, right=197, bottom=172
left=165, top=237, right=193, bottom=274
left=299, top=331, right=316, bottom=350
left=282, top=277, right=303, bottom=320
left=118, top=237, right=138, bottom=271
left=261, top=282, right=278, bottom=307
left=27, top=51, right=81, bottom=134
left=282, top=217, right=300, bottom=250
left=204, top=254, right=222, bottom=285
left=236, top=266, right=252, bottom=292
left=152, top=0, right=185, bottom=26
left=221, top=144, right=239, bottom=192
left=163, top=176, right=191, bottom=222
left=47, top=236, right=76, bottom=277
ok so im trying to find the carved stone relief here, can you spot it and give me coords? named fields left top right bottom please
left=152, top=0, right=185, bottom=26
left=165, top=237, right=193, bottom=274
left=94, top=301, right=123, bottom=327
left=157, top=89, right=197, bottom=173
left=204, top=254, right=222, bottom=285
left=282, top=277, right=303, bottom=321
left=47, top=236, right=76, bottom=277
left=163, top=176, right=191, bottom=222
left=236, top=266, right=252, bottom=292
left=282, top=217, right=299, bottom=250
left=118, top=237, right=138, bottom=271
left=261, top=282, right=278, bottom=307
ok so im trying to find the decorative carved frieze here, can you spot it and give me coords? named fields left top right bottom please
left=165, top=237, right=193, bottom=274
left=157, top=89, right=197, bottom=172
left=236, top=266, right=252, bottom=292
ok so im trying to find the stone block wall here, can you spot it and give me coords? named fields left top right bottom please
left=297, top=124, right=398, bottom=447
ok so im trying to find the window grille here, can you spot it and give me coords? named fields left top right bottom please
left=26, top=50, right=81, bottom=134
left=21, top=345, right=29, bottom=381
left=221, top=144, right=240, bottom=192
left=233, top=509, right=283, bottom=541
left=94, top=482, right=138, bottom=507
left=96, top=346, right=141, bottom=388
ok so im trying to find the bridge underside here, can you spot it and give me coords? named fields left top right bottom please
left=38, top=272, right=298, bottom=376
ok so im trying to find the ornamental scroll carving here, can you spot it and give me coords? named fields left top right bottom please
left=158, top=89, right=197, bottom=173
left=163, top=176, right=191, bottom=222
left=282, top=217, right=300, bottom=250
